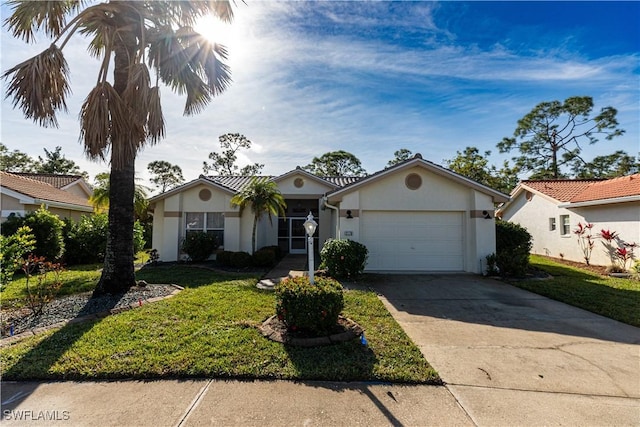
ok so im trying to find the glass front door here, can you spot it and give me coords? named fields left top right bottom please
left=278, top=217, right=315, bottom=254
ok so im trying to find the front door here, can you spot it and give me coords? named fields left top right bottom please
left=278, top=217, right=309, bottom=254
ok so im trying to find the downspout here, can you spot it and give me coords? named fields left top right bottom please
left=322, top=196, right=341, bottom=240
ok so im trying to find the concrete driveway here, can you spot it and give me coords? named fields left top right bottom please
left=363, top=274, right=640, bottom=426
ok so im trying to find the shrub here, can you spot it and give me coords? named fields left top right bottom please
left=21, top=255, right=64, bottom=316
left=485, top=253, right=499, bottom=276
left=181, top=232, right=219, bottom=262
left=259, top=245, right=283, bottom=261
left=320, top=239, right=368, bottom=279
left=63, top=213, right=146, bottom=265
left=495, top=220, right=532, bottom=277
left=253, top=247, right=276, bottom=268
left=275, top=276, right=344, bottom=335
left=1, top=207, right=65, bottom=261
left=229, top=251, right=252, bottom=268
left=216, top=250, right=233, bottom=266
left=0, top=226, right=36, bottom=289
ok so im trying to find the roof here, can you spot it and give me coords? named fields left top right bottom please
left=0, top=171, right=93, bottom=209
left=13, top=173, right=86, bottom=189
left=519, top=179, right=601, bottom=202
left=326, top=153, right=510, bottom=203
left=569, top=174, right=640, bottom=203
left=205, top=173, right=361, bottom=192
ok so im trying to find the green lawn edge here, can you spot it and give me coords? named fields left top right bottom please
left=1, top=266, right=440, bottom=384
left=506, top=255, right=640, bottom=327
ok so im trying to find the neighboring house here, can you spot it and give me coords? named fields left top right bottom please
left=0, top=171, right=94, bottom=222
left=149, top=154, right=509, bottom=273
left=496, top=174, right=640, bottom=267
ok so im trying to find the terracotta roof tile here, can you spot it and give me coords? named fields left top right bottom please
left=522, top=179, right=601, bottom=202
left=13, top=173, right=84, bottom=189
left=0, top=172, right=92, bottom=208
left=570, top=173, right=640, bottom=202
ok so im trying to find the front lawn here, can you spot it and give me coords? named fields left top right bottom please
left=507, top=255, right=640, bottom=327
left=1, top=265, right=439, bottom=383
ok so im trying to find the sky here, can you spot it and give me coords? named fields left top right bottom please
left=1, top=1, right=639, bottom=194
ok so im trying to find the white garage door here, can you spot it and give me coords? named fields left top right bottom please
left=360, top=211, right=464, bottom=271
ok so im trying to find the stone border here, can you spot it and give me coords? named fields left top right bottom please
left=0, top=284, right=184, bottom=348
left=259, top=315, right=364, bottom=347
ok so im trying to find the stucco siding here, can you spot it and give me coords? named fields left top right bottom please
left=276, top=174, right=334, bottom=196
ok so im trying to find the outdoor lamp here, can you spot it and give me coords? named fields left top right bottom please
left=303, top=212, right=318, bottom=284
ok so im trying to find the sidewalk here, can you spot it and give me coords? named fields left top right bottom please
left=257, top=253, right=308, bottom=289
left=1, top=379, right=472, bottom=426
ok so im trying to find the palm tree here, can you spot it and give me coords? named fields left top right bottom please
left=3, top=1, right=234, bottom=294
left=90, top=172, right=150, bottom=220
left=231, top=178, right=287, bottom=254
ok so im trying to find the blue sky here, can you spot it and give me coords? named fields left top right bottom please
left=1, top=1, right=638, bottom=192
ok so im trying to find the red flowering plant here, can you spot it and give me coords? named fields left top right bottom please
left=574, top=222, right=595, bottom=265
left=616, top=243, right=637, bottom=271
left=599, top=229, right=620, bottom=265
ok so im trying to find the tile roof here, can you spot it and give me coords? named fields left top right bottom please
left=522, top=179, right=601, bottom=202
left=570, top=173, right=640, bottom=202
left=205, top=174, right=360, bottom=192
left=0, top=172, right=92, bottom=208
left=13, top=173, right=85, bottom=189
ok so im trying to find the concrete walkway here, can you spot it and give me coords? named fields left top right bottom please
left=257, top=253, right=308, bottom=289
left=2, top=274, right=639, bottom=426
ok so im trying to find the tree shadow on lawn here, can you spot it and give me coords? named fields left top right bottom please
left=136, top=264, right=259, bottom=289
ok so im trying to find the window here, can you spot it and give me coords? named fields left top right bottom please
left=549, top=217, right=556, bottom=231
left=186, top=212, right=224, bottom=246
left=560, top=215, right=570, bottom=235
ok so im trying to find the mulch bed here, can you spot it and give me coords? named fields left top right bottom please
left=1, top=284, right=181, bottom=341
left=260, top=315, right=364, bottom=347
left=537, top=255, right=610, bottom=276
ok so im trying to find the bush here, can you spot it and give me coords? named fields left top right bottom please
left=495, top=220, right=532, bottom=277
left=259, top=245, right=283, bottom=261
left=229, top=251, right=252, bottom=268
left=253, top=247, right=276, bottom=268
left=181, top=232, right=219, bottom=262
left=0, top=226, right=36, bottom=289
left=2, top=207, right=65, bottom=261
left=275, top=276, right=344, bottom=335
left=320, top=239, right=368, bottom=279
left=63, top=213, right=146, bottom=265
left=216, top=250, right=233, bottom=266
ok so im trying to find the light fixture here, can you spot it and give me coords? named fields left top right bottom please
left=346, top=210, right=353, bottom=219
left=303, top=212, right=318, bottom=284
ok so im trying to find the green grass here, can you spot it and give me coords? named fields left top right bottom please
left=507, top=255, right=640, bottom=327
left=1, top=265, right=439, bottom=383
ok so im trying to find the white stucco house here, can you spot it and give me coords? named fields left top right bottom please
left=496, top=174, right=640, bottom=267
left=149, top=154, right=509, bottom=273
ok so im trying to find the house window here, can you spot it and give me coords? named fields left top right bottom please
left=549, top=217, right=556, bottom=231
left=186, top=212, right=224, bottom=246
left=560, top=215, right=570, bottom=235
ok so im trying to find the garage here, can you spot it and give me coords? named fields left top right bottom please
left=360, top=211, right=464, bottom=271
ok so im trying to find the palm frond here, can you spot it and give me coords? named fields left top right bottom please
left=122, top=63, right=151, bottom=124
left=79, top=82, right=115, bottom=161
left=4, top=0, right=84, bottom=43
left=2, top=44, right=70, bottom=128
left=76, top=3, right=120, bottom=58
left=146, top=86, right=165, bottom=143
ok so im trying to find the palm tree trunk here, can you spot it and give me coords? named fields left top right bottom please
left=93, top=19, right=137, bottom=295
left=252, top=214, right=258, bottom=255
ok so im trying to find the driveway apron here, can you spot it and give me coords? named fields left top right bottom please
left=364, top=274, right=640, bottom=426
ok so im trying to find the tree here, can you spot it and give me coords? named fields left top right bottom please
left=498, top=96, right=625, bottom=179
left=202, top=133, right=264, bottom=175
left=37, top=146, right=87, bottom=178
left=90, top=173, right=150, bottom=221
left=387, top=148, right=413, bottom=167
left=571, top=150, right=639, bottom=179
left=3, top=1, right=234, bottom=295
left=230, top=178, right=286, bottom=254
left=147, top=160, right=184, bottom=193
left=445, top=147, right=518, bottom=194
left=303, top=150, right=367, bottom=177
left=0, top=143, right=39, bottom=172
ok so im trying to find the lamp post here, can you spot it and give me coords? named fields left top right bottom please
left=303, top=212, right=318, bottom=284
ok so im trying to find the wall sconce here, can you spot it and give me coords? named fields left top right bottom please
left=346, top=210, right=353, bottom=219
left=482, top=210, right=492, bottom=219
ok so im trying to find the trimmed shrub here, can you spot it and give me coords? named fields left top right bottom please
left=0, top=226, right=36, bottom=289
left=495, top=220, right=532, bottom=277
left=181, top=232, right=219, bottom=262
left=253, top=247, right=276, bottom=268
left=216, top=250, right=233, bottom=266
left=275, top=276, right=344, bottom=335
left=320, top=239, right=368, bottom=279
left=2, top=207, right=65, bottom=261
left=63, top=213, right=146, bottom=265
left=229, top=251, right=252, bottom=268
left=259, top=245, right=283, bottom=261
